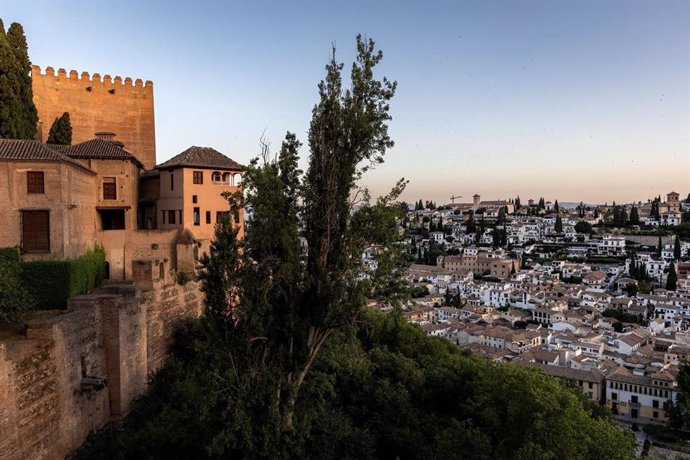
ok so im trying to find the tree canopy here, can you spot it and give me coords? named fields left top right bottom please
left=0, top=20, right=37, bottom=139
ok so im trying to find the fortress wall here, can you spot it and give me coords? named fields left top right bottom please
left=0, top=274, right=203, bottom=459
left=31, top=65, right=156, bottom=169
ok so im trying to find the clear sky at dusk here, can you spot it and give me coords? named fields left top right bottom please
left=3, top=0, right=689, bottom=204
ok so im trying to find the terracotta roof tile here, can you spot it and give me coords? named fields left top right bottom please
left=0, top=139, right=94, bottom=173
left=156, top=146, right=242, bottom=171
left=62, top=139, right=143, bottom=166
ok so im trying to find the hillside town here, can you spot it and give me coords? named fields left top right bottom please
left=393, top=192, right=690, bottom=425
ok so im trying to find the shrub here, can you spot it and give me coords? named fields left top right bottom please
left=20, top=246, right=106, bottom=309
left=176, top=271, right=192, bottom=286
left=0, top=247, right=34, bottom=322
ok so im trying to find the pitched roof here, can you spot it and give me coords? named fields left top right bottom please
left=0, top=139, right=94, bottom=173
left=155, top=146, right=242, bottom=171
left=62, top=139, right=143, bottom=167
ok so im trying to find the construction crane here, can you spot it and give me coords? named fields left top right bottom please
left=450, top=195, right=463, bottom=204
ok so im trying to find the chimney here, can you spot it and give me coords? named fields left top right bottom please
left=95, top=132, right=125, bottom=148
left=95, top=131, right=116, bottom=141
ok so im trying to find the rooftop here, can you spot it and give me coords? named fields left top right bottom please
left=0, top=139, right=94, bottom=173
left=62, top=138, right=143, bottom=167
left=155, top=146, right=242, bottom=171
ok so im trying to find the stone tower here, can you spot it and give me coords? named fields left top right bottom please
left=31, top=65, right=156, bottom=169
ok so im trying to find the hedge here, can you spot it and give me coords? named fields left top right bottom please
left=20, top=247, right=106, bottom=309
left=0, top=247, right=34, bottom=322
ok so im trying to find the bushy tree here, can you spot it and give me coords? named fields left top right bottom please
left=0, top=20, right=37, bottom=139
left=575, top=221, right=592, bottom=235
left=47, top=112, right=72, bottom=145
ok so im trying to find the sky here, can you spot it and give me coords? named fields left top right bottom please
left=3, top=0, right=689, bottom=205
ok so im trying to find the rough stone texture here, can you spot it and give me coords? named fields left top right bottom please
left=0, top=269, right=202, bottom=460
left=31, top=66, right=156, bottom=170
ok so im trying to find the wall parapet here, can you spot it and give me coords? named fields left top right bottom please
left=31, top=65, right=153, bottom=90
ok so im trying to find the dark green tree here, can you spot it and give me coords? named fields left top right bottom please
left=465, top=212, right=476, bottom=234
left=202, top=36, right=404, bottom=440
left=47, top=112, right=72, bottom=145
left=554, top=199, right=559, bottom=214
left=658, top=234, right=663, bottom=257
left=666, top=361, right=690, bottom=429
left=555, top=215, right=563, bottom=233
left=0, top=248, right=34, bottom=323
left=515, top=195, right=521, bottom=210
left=0, top=21, right=37, bottom=139
left=575, top=221, right=592, bottom=235
left=629, top=206, right=640, bottom=225
left=666, top=261, right=677, bottom=291
left=674, top=235, right=681, bottom=260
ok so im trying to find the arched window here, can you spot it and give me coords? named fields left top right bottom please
left=222, top=172, right=231, bottom=184
left=233, top=173, right=242, bottom=186
left=212, top=171, right=221, bottom=182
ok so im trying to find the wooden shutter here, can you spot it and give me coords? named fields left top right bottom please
left=21, top=210, right=50, bottom=252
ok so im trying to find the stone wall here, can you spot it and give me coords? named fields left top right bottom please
left=0, top=265, right=202, bottom=460
left=31, top=66, right=156, bottom=170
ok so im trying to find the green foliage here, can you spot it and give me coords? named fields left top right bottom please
left=410, top=286, right=429, bottom=298
left=555, top=215, right=563, bottom=233
left=665, top=361, right=690, bottom=431
left=0, top=20, right=37, bottom=139
left=74, top=310, right=636, bottom=459
left=629, top=206, right=640, bottom=225
left=602, top=308, right=644, bottom=325
left=175, top=271, right=193, bottom=286
left=20, top=247, right=105, bottom=309
left=47, top=111, right=72, bottom=145
left=575, top=221, right=592, bottom=234
left=0, top=247, right=33, bottom=322
left=666, top=261, right=677, bottom=291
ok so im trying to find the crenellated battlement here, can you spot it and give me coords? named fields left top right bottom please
left=31, top=65, right=153, bottom=89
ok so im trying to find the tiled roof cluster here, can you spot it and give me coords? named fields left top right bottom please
left=61, top=139, right=143, bottom=166
left=155, top=146, right=242, bottom=171
left=0, top=139, right=93, bottom=172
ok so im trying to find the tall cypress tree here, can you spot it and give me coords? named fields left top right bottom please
left=47, top=112, right=72, bottom=145
left=555, top=215, right=563, bottom=233
left=667, top=261, right=677, bottom=291
left=675, top=236, right=682, bottom=260
left=630, top=206, right=640, bottom=225
left=6, top=22, right=37, bottom=139
left=0, top=19, right=24, bottom=139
